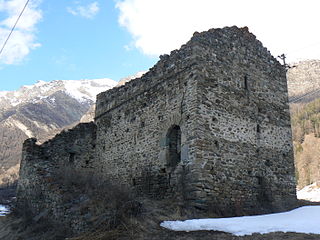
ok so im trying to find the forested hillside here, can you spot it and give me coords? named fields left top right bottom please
left=291, top=98, right=320, bottom=143
left=288, top=61, right=320, bottom=188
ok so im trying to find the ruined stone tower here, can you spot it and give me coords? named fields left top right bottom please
left=17, top=26, right=297, bottom=230
left=93, top=26, right=296, bottom=213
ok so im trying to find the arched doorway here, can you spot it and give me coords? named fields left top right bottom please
left=166, top=125, right=181, bottom=170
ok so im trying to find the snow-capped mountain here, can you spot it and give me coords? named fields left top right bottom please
left=0, top=78, right=116, bottom=109
left=78, top=72, right=148, bottom=122
left=116, top=71, right=146, bottom=87
left=0, top=78, right=117, bottom=185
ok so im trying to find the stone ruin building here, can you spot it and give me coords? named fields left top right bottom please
left=17, top=26, right=297, bottom=231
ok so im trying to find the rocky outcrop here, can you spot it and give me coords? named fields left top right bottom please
left=287, top=60, right=320, bottom=102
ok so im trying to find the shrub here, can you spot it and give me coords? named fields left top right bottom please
left=54, top=166, right=142, bottom=230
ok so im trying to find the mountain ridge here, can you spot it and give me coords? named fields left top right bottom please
left=287, top=60, right=320, bottom=103
left=0, top=78, right=117, bottom=185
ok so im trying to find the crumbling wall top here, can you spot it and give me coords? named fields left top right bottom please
left=95, top=26, right=281, bottom=120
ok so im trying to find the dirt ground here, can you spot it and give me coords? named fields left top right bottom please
left=1, top=214, right=320, bottom=240
left=2, top=200, right=320, bottom=240
left=70, top=225, right=320, bottom=240
left=0, top=215, right=67, bottom=240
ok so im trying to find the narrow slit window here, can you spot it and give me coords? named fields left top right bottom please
left=69, top=153, right=75, bottom=163
left=244, top=75, right=248, bottom=90
left=257, top=124, right=261, bottom=134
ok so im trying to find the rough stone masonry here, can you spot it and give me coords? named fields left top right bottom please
left=17, top=26, right=297, bottom=232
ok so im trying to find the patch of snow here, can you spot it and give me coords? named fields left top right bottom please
left=23, top=80, right=47, bottom=89
left=160, top=206, right=320, bottom=236
left=116, top=71, right=147, bottom=87
left=297, top=182, right=320, bottom=202
left=0, top=205, right=10, bottom=216
left=63, top=78, right=117, bottom=102
left=0, top=91, right=9, bottom=97
left=11, top=99, right=22, bottom=106
left=50, top=97, right=55, bottom=103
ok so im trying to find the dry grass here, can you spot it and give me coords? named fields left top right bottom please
left=2, top=199, right=320, bottom=240
left=68, top=199, right=320, bottom=240
left=8, top=166, right=320, bottom=239
left=54, top=166, right=142, bottom=231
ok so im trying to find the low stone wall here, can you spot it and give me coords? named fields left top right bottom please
left=16, top=122, right=97, bottom=233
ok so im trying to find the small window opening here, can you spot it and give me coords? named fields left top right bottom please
left=257, top=106, right=262, bottom=113
left=265, top=159, right=271, bottom=167
left=212, top=116, right=217, bottom=122
left=257, top=176, right=263, bottom=185
left=257, top=124, right=261, bottom=134
left=69, top=153, right=75, bottom=163
left=160, top=168, right=166, bottom=173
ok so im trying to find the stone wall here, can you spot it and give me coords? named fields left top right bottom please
left=16, top=26, right=297, bottom=232
left=16, top=122, right=96, bottom=233
left=94, top=39, right=202, bottom=199
left=94, top=26, right=297, bottom=214
left=188, top=27, right=296, bottom=214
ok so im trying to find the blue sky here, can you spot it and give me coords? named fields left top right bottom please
left=1, top=0, right=320, bottom=91
left=0, top=0, right=157, bottom=91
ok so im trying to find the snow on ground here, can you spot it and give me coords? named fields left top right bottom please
left=161, top=206, right=320, bottom=236
left=297, top=182, right=320, bottom=202
left=0, top=205, right=10, bottom=216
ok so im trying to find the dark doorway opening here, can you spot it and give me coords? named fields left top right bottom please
left=166, top=125, right=181, bottom=169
